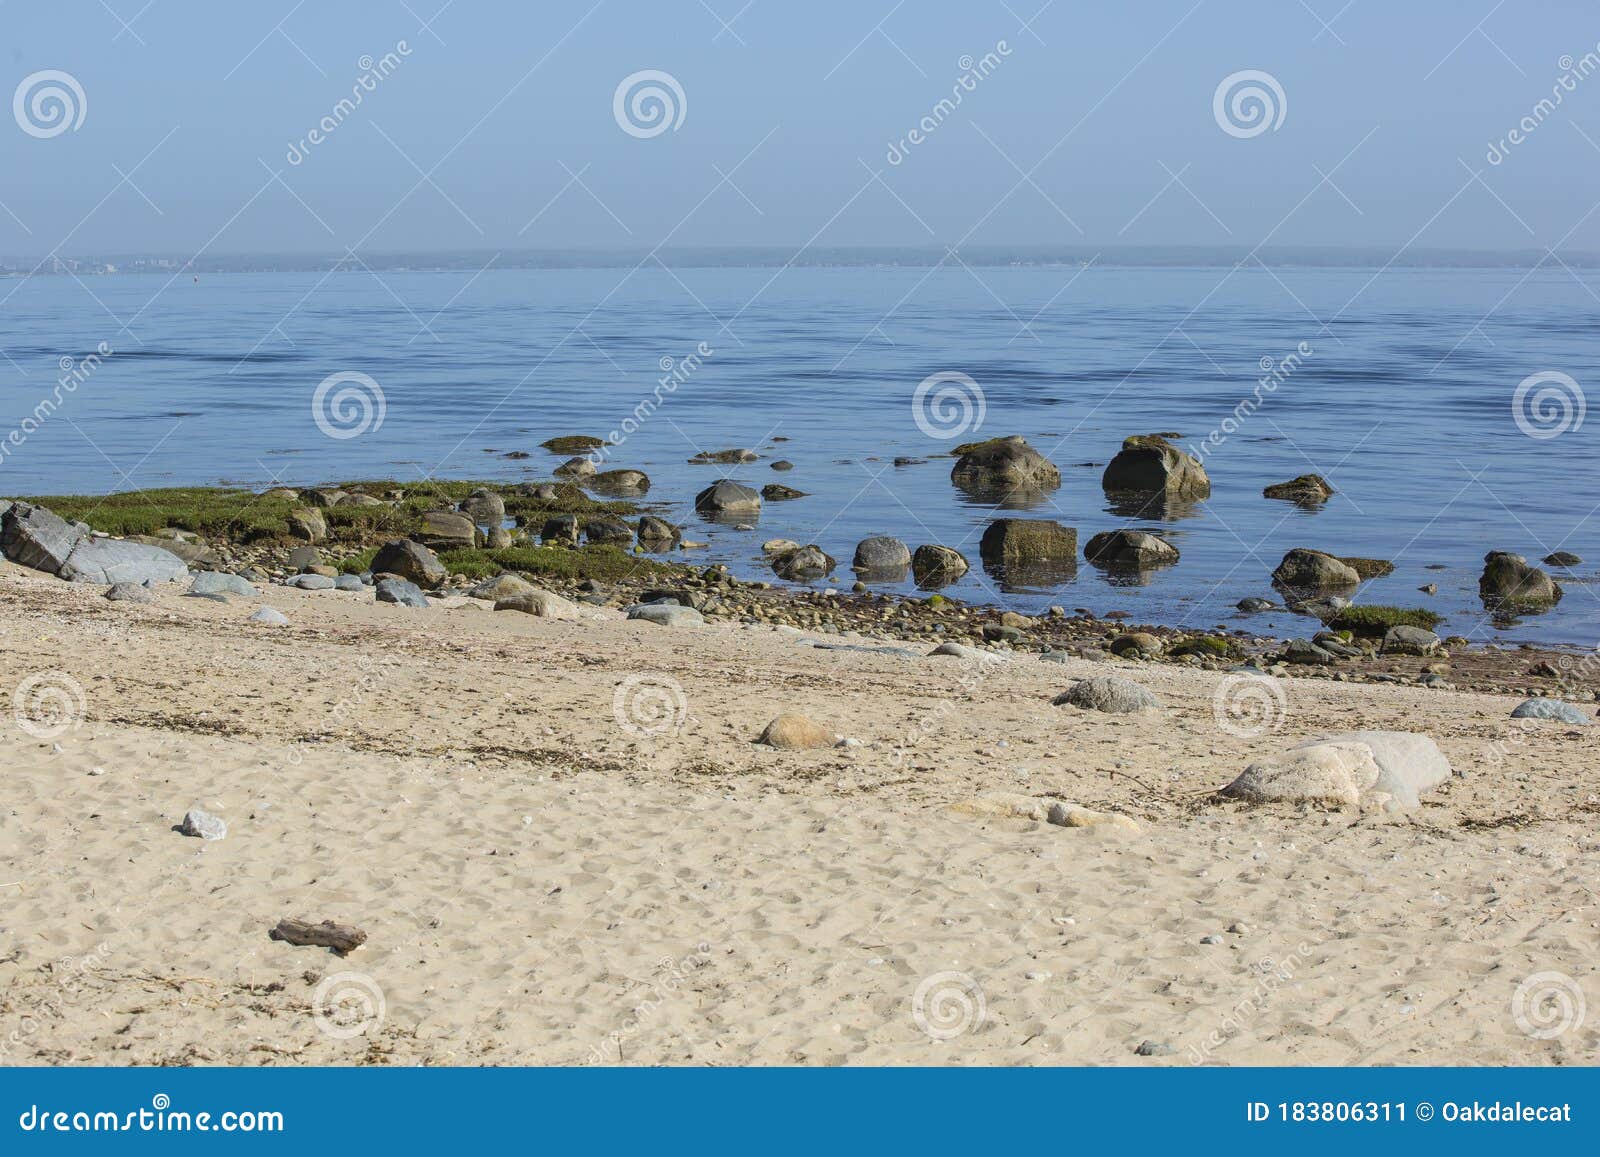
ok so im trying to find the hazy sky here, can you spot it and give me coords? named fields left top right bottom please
left=3, top=0, right=1599, bottom=256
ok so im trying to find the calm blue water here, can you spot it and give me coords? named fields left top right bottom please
left=2, top=265, right=1598, bottom=646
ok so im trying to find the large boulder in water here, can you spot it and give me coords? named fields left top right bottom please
left=1271, top=548, right=1360, bottom=594
left=694, top=480, right=761, bottom=519
left=911, top=544, right=968, bottom=588
left=950, top=436, right=1061, bottom=495
left=372, top=539, right=447, bottom=589
left=852, top=536, right=911, bottom=578
left=1, top=503, right=87, bottom=574
left=772, top=544, right=835, bottom=580
left=1084, top=529, right=1179, bottom=569
left=590, top=469, right=650, bottom=496
left=1479, top=551, right=1562, bottom=611
left=979, top=519, right=1077, bottom=569
left=1102, top=435, right=1210, bottom=499
left=59, top=538, right=189, bottom=585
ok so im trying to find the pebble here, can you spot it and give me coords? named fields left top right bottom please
left=1199, top=934, right=1223, bottom=945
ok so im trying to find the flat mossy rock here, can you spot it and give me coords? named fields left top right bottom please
left=1327, top=604, right=1444, bottom=636
left=1339, top=556, right=1394, bottom=580
left=1263, top=474, right=1334, bottom=503
left=541, top=435, right=607, bottom=454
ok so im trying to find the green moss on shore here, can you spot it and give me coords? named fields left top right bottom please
left=1328, top=605, right=1444, bottom=636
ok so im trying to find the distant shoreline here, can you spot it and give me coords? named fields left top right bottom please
left=7, top=246, right=1600, bottom=277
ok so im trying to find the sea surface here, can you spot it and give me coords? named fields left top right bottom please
left=3, top=263, right=1598, bottom=647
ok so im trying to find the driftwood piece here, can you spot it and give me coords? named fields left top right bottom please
left=269, top=918, right=367, bottom=955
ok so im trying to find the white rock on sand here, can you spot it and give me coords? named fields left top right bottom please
left=1222, top=731, right=1452, bottom=809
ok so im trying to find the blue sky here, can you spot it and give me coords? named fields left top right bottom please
left=3, top=0, right=1599, bottom=255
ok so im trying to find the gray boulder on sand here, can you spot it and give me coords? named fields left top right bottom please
left=249, top=607, right=290, bottom=626
left=979, top=519, right=1078, bottom=567
left=1052, top=675, right=1162, bottom=713
left=493, top=588, right=577, bottom=619
left=1510, top=697, right=1591, bottom=725
left=771, top=544, right=835, bottom=580
left=929, top=641, right=1008, bottom=662
left=371, top=539, right=447, bottom=589
left=1271, top=548, right=1360, bottom=592
left=628, top=603, right=704, bottom=627
left=58, top=538, right=189, bottom=585
left=105, top=582, right=156, bottom=603
left=468, top=573, right=535, bottom=601
left=2, top=502, right=87, bottom=573
left=755, top=713, right=837, bottom=750
left=374, top=578, right=429, bottom=608
left=1479, top=551, right=1562, bottom=610
left=284, top=573, right=335, bottom=590
left=949, top=436, right=1061, bottom=493
left=333, top=574, right=364, bottom=591
left=178, top=807, right=227, bottom=840
left=694, top=480, right=762, bottom=516
left=413, top=510, right=477, bottom=551
left=1221, top=731, right=1452, bottom=810
left=1084, top=529, right=1179, bottom=568
left=911, top=544, right=968, bottom=587
left=1102, top=435, right=1210, bottom=498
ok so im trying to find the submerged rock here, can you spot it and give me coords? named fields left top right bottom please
left=950, top=435, right=1061, bottom=494
left=1263, top=473, right=1334, bottom=504
left=771, top=545, right=835, bottom=580
left=911, top=544, right=969, bottom=587
left=1271, top=548, right=1360, bottom=593
left=1479, top=551, right=1562, bottom=611
left=979, top=519, right=1078, bottom=568
left=694, top=480, right=762, bottom=518
left=1084, top=529, right=1179, bottom=568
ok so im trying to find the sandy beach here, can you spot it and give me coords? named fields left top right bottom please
left=1, top=560, right=1594, bottom=1066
